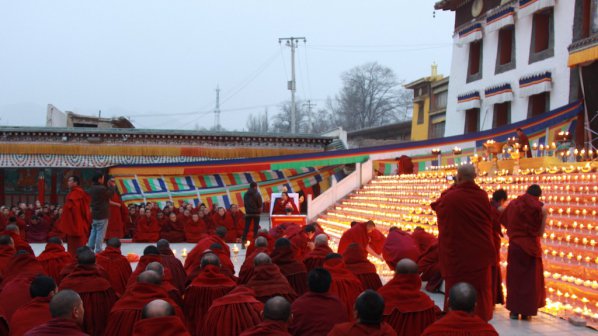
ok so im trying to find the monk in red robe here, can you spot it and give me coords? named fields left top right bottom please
left=37, top=237, right=74, bottom=286
left=323, top=253, right=364, bottom=319
left=183, top=253, right=236, bottom=336
left=58, top=176, right=91, bottom=256
left=247, top=253, right=298, bottom=303
left=104, top=271, right=183, bottom=336
left=0, top=251, right=45, bottom=321
left=245, top=229, right=274, bottom=256
left=202, top=286, right=263, bottom=336
left=382, top=227, right=420, bottom=269
left=303, top=234, right=333, bottom=272
left=10, top=275, right=56, bottom=336
left=25, top=289, right=87, bottom=336
left=133, top=209, right=161, bottom=242
left=490, top=189, right=507, bottom=305
left=328, top=290, right=397, bottom=336
left=502, top=185, right=547, bottom=320
left=229, top=204, right=245, bottom=241
left=184, top=213, right=207, bottom=243
left=240, top=296, right=292, bottom=336
left=184, top=227, right=229, bottom=276
left=105, top=180, right=128, bottom=239
left=516, top=128, right=532, bottom=158
left=238, top=236, right=269, bottom=284
left=377, top=259, right=438, bottom=336
left=284, top=224, right=315, bottom=261
left=161, top=213, right=185, bottom=243
left=185, top=242, right=236, bottom=282
left=58, top=247, right=118, bottom=336
left=271, top=238, right=308, bottom=295
left=290, top=268, right=348, bottom=336
left=343, top=243, right=382, bottom=290
left=417, top=243, right=443, bottom=293
left=157, top=239, right=187, bottom=292
left=411, top=227, right=437, bottom=253
left=0, top=235, right=15, bottom=276
left=338, top=221, right=381, bottom=258
left=422, top=282, right=498, bottom=335
left=272, top=192, right=299, bottom=215
left=213, top=207, right=237, bottom=243
left=97, top=238, right=132, bottom=296
left=3, top=224, right=34, bottom=255
left=132, top=299, right=190, bottom=336
left=431, top=164, right=495, bottom=321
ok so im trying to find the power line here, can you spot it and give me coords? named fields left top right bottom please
left=279, top=37, right=306, bottom=134
left=306, top=45, right=451, bottom=53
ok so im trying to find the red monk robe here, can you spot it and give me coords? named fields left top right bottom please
left=323, top=257, right=364, bottom=319
left=184, top=234, right=229, bottom=275
left=202, top=286, right=263, bottom=336
left=134, top=215, right=161, bottom=242
left=0, top=253, right=45, bottom=321
left=271, top=244, right=308, bottom=295
left=213, top=211, right=237, bottom=243
left=10, top=296, right=52, bottom=336
left=245, top=231, right=274, bottom=256
left=328, top=321, right=397, bottom=336
left=183, top=215, right=207, bottom=243
left=0, top=245, right=15, bottom=276
left=24, top=318, right=88, bottom=336
left=417, top=244, right=443, bottom=293
left=377, top=273, right=438, bottom=336
left=368, top=228, right=386, bottom=256
left=106, top=193, right=128, bottom=239
left=489, top=202, right=505, bottom=305
left=338, top=222, right=370, bottom=255
left=3, top=231, right=34, bottom=256
left=37, top=242, right=74, bottom=285
left=247, top=263, right=298, bottom=303
left=132, top=316, right=190, bottom=336
left=59, top=264, right=118, bottom=336
left=382, top=228, right=420, bottom=269
left=421, top=310, right=498, bottom=336
left=183, top=264, right=236, bottom=336
left=127, top=254, right=182, bottom=306
left=158, top=247, right=187, bottom=293
left=160, top=215, right=186, bottom=243
left=284, top=225, right=312, bottom=261
left=240, top=320, right=291, bottom=336
left=229, top=208, right=245, bottom=242
left=238, top=246, right=269, bottom=285
left=411, top=227, right=437, bottom=253
left=302, top=243, right=333, bottom=272
left=58, top=185, right=91, bottom=256
left=290, top=291, right=348, bottom=336
left=502, top=192, right=546, bottom=317
left=187, top=244, right=236, bottom=284
left=431, top=181, right=496, bottom=321
left=343, top=244, right=382, bottom=290
left=272, top=197, right=299, bottom=215
left=104, top=282, right=183, bottom=336
left=97, top=246, right=132, bottom=296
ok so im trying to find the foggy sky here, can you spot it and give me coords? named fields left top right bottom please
left=0, top=0, right=454, bottom=131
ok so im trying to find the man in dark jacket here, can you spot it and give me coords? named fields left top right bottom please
left=87, top=173, right=114, bottom=253
left=242, top=182, right=263, bottom=248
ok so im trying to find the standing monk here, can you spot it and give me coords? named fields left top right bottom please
left=516, top=128, right=532, bottom=158
left=431, top=164, right=495, bottom=321
left=59, top=176, right=91, bottom=256
left=105, top=177, right=127, bottom=239
left=502, top=184, right=547, bottom=320
left=489, top=189, right=507, bottom=305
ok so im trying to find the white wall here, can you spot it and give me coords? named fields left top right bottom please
left=46, top=104, right=67, bottom=127
left=445, top=1, right=575, bottom=136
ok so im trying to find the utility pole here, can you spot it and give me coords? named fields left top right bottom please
left=279, top=37, right=306, bottom=134
left=214, top=85, right=221, bottom=130
left=303, top=100, right=316, bottom=133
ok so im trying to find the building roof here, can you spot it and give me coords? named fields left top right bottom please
left=67, top=112, right=135, bottom=128
left=434, top=0, right=471, bottom=11
left=347, top=121, right=411, bottom=139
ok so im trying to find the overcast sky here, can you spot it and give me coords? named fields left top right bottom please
left=0, top=0, right=454, bottom=131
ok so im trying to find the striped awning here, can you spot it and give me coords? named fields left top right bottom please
left=457, top=91, right=481, bottom=111
left=518, top=0, right=555, bottom=18
left=519, top=71, right=552, bottom=97
left=485, top=6, right=515, bottom=33
left=457, top=23, right=483, bottom=45
left=485, top=83, right=514, bottom=105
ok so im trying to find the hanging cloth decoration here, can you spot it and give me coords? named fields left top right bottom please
left=456, top=91, right=481, bottom=111
left=456, top=23, right=483, bottom=46
left=518, top=0, right=555, bottom=18
left=519, top=71, right=552, bottom=97
left=484, top=83, right=514, bottom=106
left=485, top=6, right=515, bottom=33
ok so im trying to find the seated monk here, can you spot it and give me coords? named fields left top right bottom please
left=411, top=227, right=437, bottom=253
left=24, top=289, right=87, bottom=336
left=202, top=286, right=263, bottom=336
left=133, top=299, right=191, bottom=336
left=97, top=238, right=132, bottom=296
left=37, top=237, right=74, bottom=286
left=160, top=213, right=186, bottom=243
left=213, top=207, right=237, bottom=243
left=0, top=235, right=15, bottom=276
left=104, top=271, right=184, bottom=336
left=343, top=243, right=383, bottom=290
left=146, top=262, right=183, bottom=307
left=422, top=282, right=498, bottom=336
left=134, top=209, right=161, bottom=242
left=290, top=268, right=348, bottom=336
left=26, top=215, right=51, bottom=243
left=382, top=227, right=420, bottom=269
left=417, top=243, right=443, bottom=293
left=229, top=204, right=245, bottom=242
left=127, top=246, right=182, bottom=305
left=272, top=192, right=299, bottom=215
left=10, top=275, right=56, bottom=336
left=0, top=250, right=46, bottom=321
left=271, top=238, right=308, bottom=295
left=157, top=239, right=187, bottom=292
left=184, top=227, right=229, bottom=276
left=240, top=296, right=292, bottom=336
left=246, top=229, right=274, bottom=256
left=284, top=224, right=316, bottom=261
left=246, top=253, right=298, bottom=303
left=338, top=221, right=381, bottom=258
left=378, top=259, right=439, bottom=336
left=58, top=247, right=119, bottom=336
left=184, top=212, right=207, bottom=243
left=328, top=290, right=397, bottom=336
left=323, top=253, right=364, bottom=320
left=238, top=236, right=269, bottom=284
left=303, top=234, right=333, bottom=272
left=183, top=253, right=236, bottom=336
left=3, top=224, right=34, bottom=255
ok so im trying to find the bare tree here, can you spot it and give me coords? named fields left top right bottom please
left=246, top=110, right=270, bottom=133
left=394, top=86, right=414, bottom=121
left=271, top=101, right=309, bottom=133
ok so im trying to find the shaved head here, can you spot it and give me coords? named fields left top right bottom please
left=255, top=236, right=268, bottom=248
left=143, top=245, right=160, bottom=256
left=156, top=239, right=170, bottom=249
left=314, top=234, right=328, bottom=246
left=141, top=299, right=175, bottom=319
left=200, top=253, right=221, bottom=268
left=395, top=258, right=419, bottom=274
left=449, top=282, right=477, bottom=313
left=5, top=224, right=19, bottom=234
left=145, top=262, right=164, bottom=276
left=76, top=247, right=96, bottom=265
left=275, top=238, right=291, bottom=248
left=137, top=270, right=163, bottom=285
left=254, top=252, right=271, bottom=266
left=49, top=290, right=83, bottom=320
left=457, top=164, right=476, bottom=183
left=215, top=226, right=227, bottom=238
left=355, top=290, right=385, bottom=324
left=47, top=237, right=63, bottom=245
left=324, top=253, right=342, bottom=260
left=0, top=235, right=14, bottom=247
left=106, top=238, right=121, bottom=248
left=263, top=296, right=291, bottom=322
